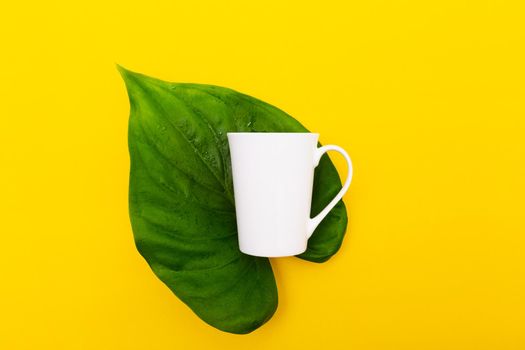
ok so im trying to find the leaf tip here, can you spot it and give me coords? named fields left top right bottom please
left=116, top=64, right=133, bottom=81
left=116, top=65, right=147, bottom=103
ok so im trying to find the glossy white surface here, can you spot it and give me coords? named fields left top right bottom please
left=228, top=132, right=352, bottom=257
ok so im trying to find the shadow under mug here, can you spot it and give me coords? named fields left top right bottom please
left=227, top=132, right=353, bottom=257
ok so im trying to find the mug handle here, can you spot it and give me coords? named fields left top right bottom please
left=307, top=145, right=353, bottom=239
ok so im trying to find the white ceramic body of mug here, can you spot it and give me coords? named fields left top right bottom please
left=227, top=132, right=353, bottom=257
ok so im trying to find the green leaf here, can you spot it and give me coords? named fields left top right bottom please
left=119, top=66, right=348, bottom=334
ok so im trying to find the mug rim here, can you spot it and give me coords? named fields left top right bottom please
left=227, top=132, right=319, bottom=136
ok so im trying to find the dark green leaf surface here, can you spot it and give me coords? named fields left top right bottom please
left=119, top=67, right=347, bottom=333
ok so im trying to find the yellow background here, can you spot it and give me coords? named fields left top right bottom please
left=1, top=0, right=524, bottom=349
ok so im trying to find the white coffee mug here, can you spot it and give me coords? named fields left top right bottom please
left=227, top=132, right=353, bottom=257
